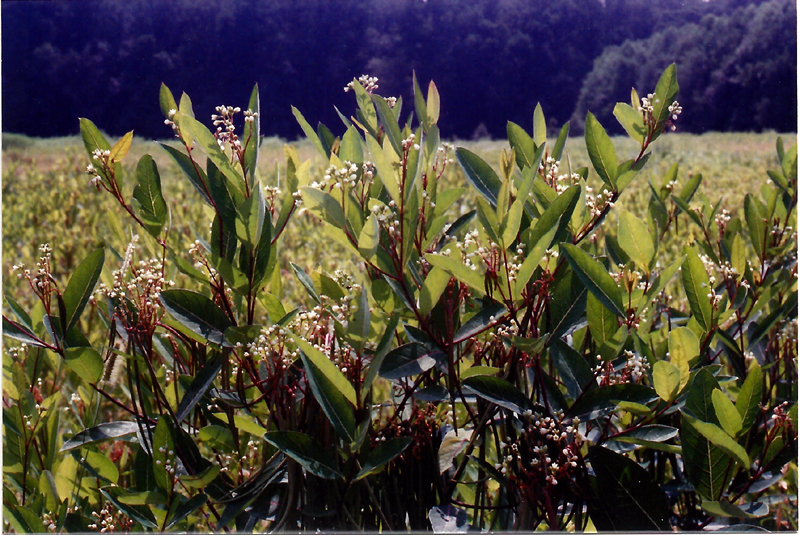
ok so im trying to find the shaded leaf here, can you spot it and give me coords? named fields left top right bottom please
left=561, top=243, right=625, bottom=317
left=380, top=342, right=445, bottom=380
left=712, top=389, right=742, bottom=437
left=62, top=248, right=105, bottom=334
left=681, top=247, right=714, bottom=332
left=264, top=431, right=342, bottom=480
left=684, top=414, right=750, bottom=468
left=462, top=375, right=535, bottom=414
left=160, top=289, right=232, bottom=346
left=60, top=421, right=142, bottom=452
left=132, top=155, right=167, bottom=237
left=356, top=437, right=412, bottom=480
left=438, top=428, right=474, bottom=474
left=176, top=353, right=223, bottom=422
left=454, top=302, right=506, bottom=343
left=64, top=346, right=103, bottom=384
left=456, top=147, right=502, bottom=207
left=587, top=445, right=670, bottom=531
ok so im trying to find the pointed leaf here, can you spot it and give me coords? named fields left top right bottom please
left=702, top=501, right=768, bottom=519
left=533, top=103, right=547, bottom=148
left=109, top=130, right=134, bottom=163
left=242, top=84, right=260, bottom=182
left=462, top=375, right=535, bottom=414
left=736, top=364, right=762, bottom=432
left=456, top=147, right=502, bottom=207
left=64, top=346, right=103, bottom=384
left=356, top=437, right=412, bottom=480
left=424, top=253, right=485, bottom=296
left=587, top=445, right=670, bottom=531
left=379, top=342, right=445, bottom=380
left=682, top=247, right=714, bottom=332
left=584, top=112, right=618, bottom=188
left=176, top=353, right=223, bottom=422
left=292, top=106, right=326, bottom=159
left=454, top=302, right=506, bottom=343
left=62, top=248, right=105, bottom=333
left=132, top=155, right=167, bottom=237
left=427, top=81, right=440, bottom=125
left=159, top=289, right=232, bottom=346
left=372, top=94, right=404, bottom=157
left=561, top=243, right=625, bottom=317
left=653, top=360, right=681, bottom=402
left=618, top=210, right=655, bottom=272
left=507, top=121, right=534, bottom=169
left=2, top=315, right=48, bottom=348
left=264, top=431, right=342, bottom=480
left=60, top=421, right=142, bottom=452
left=712, top=389, right=743, bottom=437
left=289, top=334, right=356, bottom=407
left=684, top=414, right=750, bottom=468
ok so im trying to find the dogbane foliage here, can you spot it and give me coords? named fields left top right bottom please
left=3, top=65, right=797, bottom=532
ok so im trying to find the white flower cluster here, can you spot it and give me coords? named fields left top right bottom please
left=585, top=186, right=615, bottom=217
left=595, top=350, right=650, bottom=385
left=212, top=105, right=246, bottom=150
left=344, top=74, right=379, bottom=94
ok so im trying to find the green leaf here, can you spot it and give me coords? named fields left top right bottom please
left=264, top=431, right=342, bottom=480
left=157, top=142, right=213, bottom=205
left=177, top=115, right=245, bottom=198
left=419, top=267, right=451, bottom=316
left=669, top=326, right=699, bottom=391
left=291, top=106, right=327, bottom=160
left=100, top=487, right=158, bottom=529
left=242, top=84, right=260, bottom=182
left=587, top=445, right=671, bottom=531
left=584, top=111, right=618, bottom=188
left=684, top=414, right=750, bottom=468
left=620, top=425, right=678, bottom=443
left=427, top=80, right=440, bottom=125
left=372, top=94, right=404, bottom=157
left=350, top=78, right=378, bottom=136
left=109, top=130, right=134, bottom=163
left=613, top=102, right=646, bottom=144
left=744, top=194, right=767, bottom=260
left=701, top=501, right=768, bottom=519
left=681, top=369, right=728, bottom=501
left=513, top=221, right=558, bottom=299
left=551, top=340, right=594, bottom=400
left=366, top=134, right=401, bottom=206
left=289, top=333, right=357, bottom=408
left=681, top=247, right=714, bottom=332
left=618, top=210, right=655, bottom=272
left=159, top=83, right=177, bottom=120
left=454, top=302, right=506, bottom=344
left=456, top=147, right=502, bottom=208
left=361, top=313, right=400, bottom=399
left=339, top=125, right=364, bottom=164
left=235, top=184, right=267, bottom=249
left=568, top=384, right=657, bottom=421
left=159, top=289, right=232, bottom=346
left=533, top=103, right=547, bottom=148
left=507, top=121, right=535, bottom=169
left=79, top=117, right=111, bottom=157
left=424, top=253, right=485, bottom=296
left=62, top=248, right=104, bottom=334
left=64, top=346, right=103, bottom=384
left=2, top=315, right=48, bottom=348
left=379, top=342, right=445, bottom=380
left=152, top=416, right=176, bottom=493
left=60, top=421, right=141, bottom=452
left=176, top=353, right=222, bottom=422
left=413, top=72, right=429, bottom=130
left=462, top=376, right=535, bottom=414
left=5, top=505, right=48, bottom=534
left=166, top=493, right=209, bottom=529
left=653, top=360, right=681, bottom=402
left=356, top=437, right=412, bottom=480
left=132, top=155, right=167, bottom=237
left=712, top=389, right=743, bottom=437
left=301, top=186, right=348, bottom=230
left=736, top=364, right=762, bottom=432
left=501, top=198, right=524, bottom=248
left=587, top=292, right=618, bottom=346
left=561, top=243, right=625, bottom=317
left=551, top=122, right=570, bottom=162
left=83, top=449, right=119, bottom=484
left=290, top=262, right=321, bottom=304
left=546, top=267, right=587, bottom=344
left=679, top=173, right=703, bottom=203
left=650, top=63, right=680, bottom=140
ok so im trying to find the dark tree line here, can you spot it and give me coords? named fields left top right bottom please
left=2, top=0, right=795, bottom=140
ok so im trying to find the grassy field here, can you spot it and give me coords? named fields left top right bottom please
left=2, top=130, right=794, bottom=313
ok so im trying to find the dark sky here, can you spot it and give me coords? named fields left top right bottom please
left=2, top=0, right=795, bottom=140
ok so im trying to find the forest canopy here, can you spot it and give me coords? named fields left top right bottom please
left=2, top=0, right=796, bottom=140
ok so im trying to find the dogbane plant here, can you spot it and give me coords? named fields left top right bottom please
left=2, top=64, right=797, bottom=532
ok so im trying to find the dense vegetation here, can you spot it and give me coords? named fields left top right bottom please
left=3, top=0, right=796, bottom=140
left=2, top=65, right=797, bottom=532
